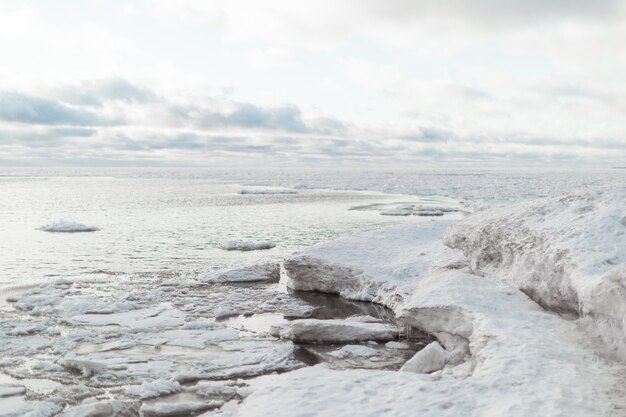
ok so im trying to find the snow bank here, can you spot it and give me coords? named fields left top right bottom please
left=38, top=221, right=99, bottom=233
left=249, top=213, right=626, bottom=417
left=444, top=191, right=626, bottom=360
left=285, top=219, right=456, bottom=309
left=199, top=264, right=280, bottom=283
left=219, top=241, right=276, bottom=251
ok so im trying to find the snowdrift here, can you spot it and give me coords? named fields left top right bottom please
left=445, top=191, right=626, bottom=360
left=260, top=195, right=626, bottom=417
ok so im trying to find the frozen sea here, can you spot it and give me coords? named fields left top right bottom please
left=0, top=169, right=464, bottom=287
left=0, top=167, right=624, bottom=416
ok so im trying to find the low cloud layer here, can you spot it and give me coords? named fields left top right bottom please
left=0, top=1, right=625, bottom=167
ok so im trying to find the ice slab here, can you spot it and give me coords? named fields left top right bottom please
left=199, top=264, right=280, bottom=283
left=69, top=304, right=185, bottom=328
left=38, top=221, right=99, bottom=233
left=219, top=241, right=276, bottom=251
left=279, top=319, right=398, bottom=344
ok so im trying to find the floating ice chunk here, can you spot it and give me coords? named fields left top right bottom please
left=175, top=341, right=302, bottom=382
left=138, top=328, right=239, bottom=349
left=140, top=401, right=222, bottom=417
left=328, top=344, right=378, bottom=358
left=413, top=210, right=443, bottom=216
left=385, top=341, right=410, bottom=350
left=59, top=399, right=140, bottom=417
left=0, top=384, right=25, bottom=398
left=58, top=358, right=108, bottom=377
left=0, top=335, right=52, bottom=355
left=219, top=240, right=276, bottom=251
left=199, top=264, right=280, bottom=283
left=38, top=221, right=99, bottom=233
left=380, top=206, right=413, bottom=216
left=69, top=304, right=185, bottom=328
left=282, top=319, right=398, bottom=344
left=125, top=379, right=181, bottom=399
left=399, top=341, right=448, bottom=373
left=238, top=187, right=297, bottom=195
left=2, top=398, right=62, bottom=417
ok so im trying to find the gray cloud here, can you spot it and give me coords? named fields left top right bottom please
left=51, top=77, right=159, bottom=107
left=0, top=91, right=102, bottom=126
left=360, top=0, right=625, bottom=26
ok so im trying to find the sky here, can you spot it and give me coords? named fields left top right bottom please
left=0, top=0, right=625, bottom=168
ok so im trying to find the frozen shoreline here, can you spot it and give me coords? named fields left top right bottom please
left=237, top=192, right=626, bottom=417
left=2, top=183, right=626, bottom=416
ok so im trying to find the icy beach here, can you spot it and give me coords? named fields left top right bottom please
left=1, top=169, right=625, bottom=417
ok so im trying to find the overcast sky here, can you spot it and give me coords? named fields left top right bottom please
left=1, top=0, right=625, bottom=167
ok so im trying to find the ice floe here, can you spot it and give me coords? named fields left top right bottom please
left=219, top=240, right=276, bottom=251
left=277, top=319, right=398, bottom=344
left=198, top=263, right=280, bottom=283
left=328, top=344, right=378, bottom=358
left=59, top=399, right=140, bottom=417
left=125, top=379, right=181, bottom=399
left=38, top=221, right=99, bottom=233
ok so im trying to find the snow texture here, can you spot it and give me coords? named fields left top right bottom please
left=38, top=221, right=99, bottom=233
left=445, top=191, right=626, bottom=360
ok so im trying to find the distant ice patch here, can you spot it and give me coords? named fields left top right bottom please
left=199, top=263, right=280, bottom=283
left=220, top=240, right=276, bottom=251
left=38, top=220, right=99, bottom=233
left=328, top=344, right=378, bottom=359
left=238, top=186, right=297, bottom=195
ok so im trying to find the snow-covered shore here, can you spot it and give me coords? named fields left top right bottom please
left=239, top=192, right=626, bottom=417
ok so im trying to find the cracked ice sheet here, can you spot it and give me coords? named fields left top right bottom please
left=69, top=304, right=186, bottom=328
left=175, top=340, right=304, bottom=382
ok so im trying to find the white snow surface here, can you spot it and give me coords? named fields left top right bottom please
left=219, top=241, right=276, bottom=251
left=445, top=190, right=626, bottom=360
left=242, top=200, right=626, bottom=417
left=285, top=219, right=457, bottom=309
left=38, top=221, right=99, bottom=233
